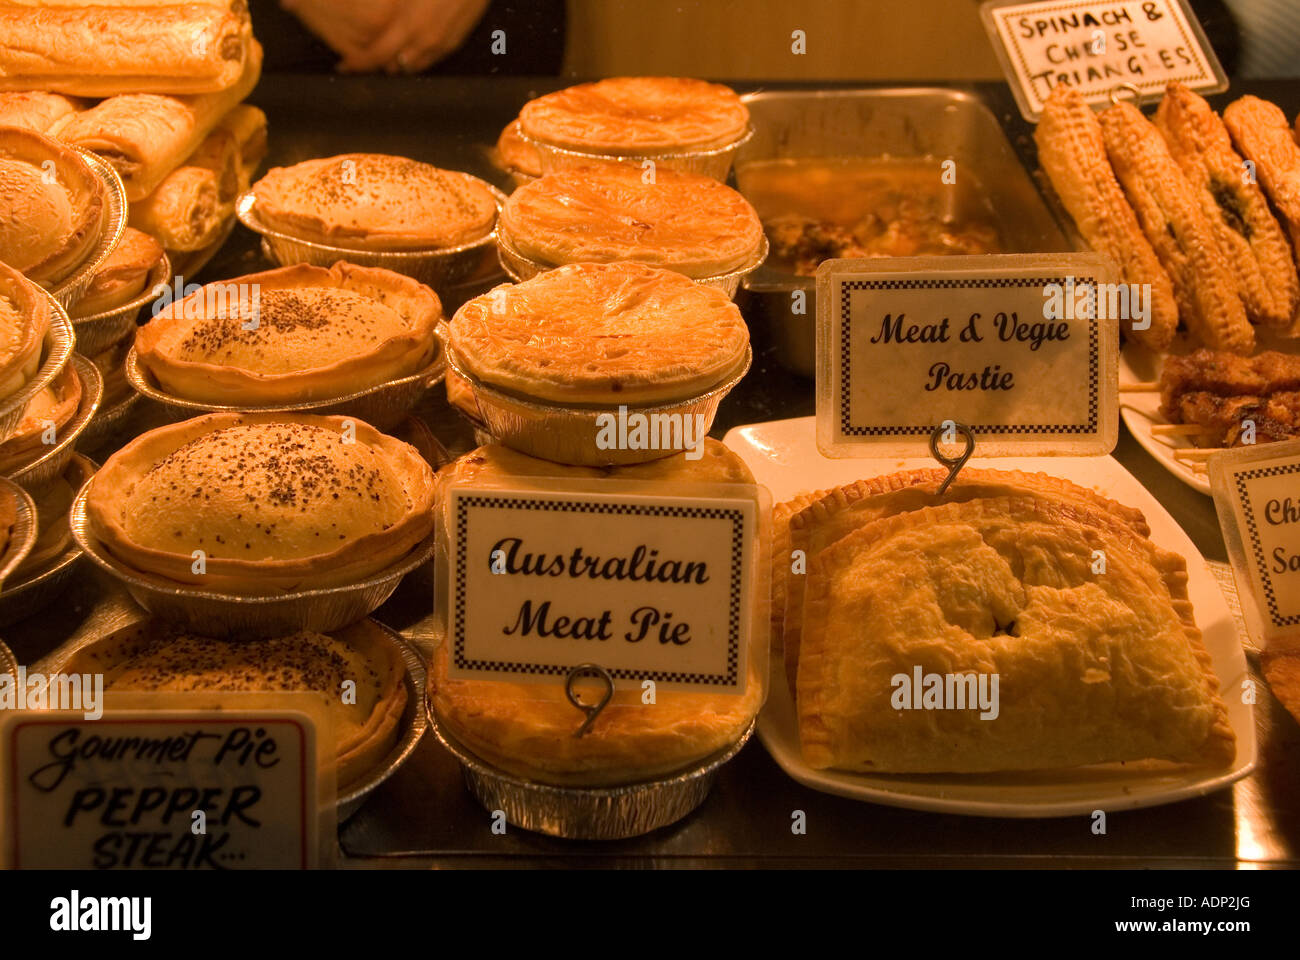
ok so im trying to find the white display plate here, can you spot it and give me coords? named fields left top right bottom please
left=1119, top=337, right=1300, bottom=498
left=723, top=415, right=1256, bottom=817
left=1119, top=343, right=1211, bottom=496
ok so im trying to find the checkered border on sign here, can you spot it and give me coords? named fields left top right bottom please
left=452, top=493, right=746, bottom=686
left=836, top=276, right=1100, bottom=437
left=1234, top=461, right=1300, bottom=629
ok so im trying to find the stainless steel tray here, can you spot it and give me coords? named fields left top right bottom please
left=69, top=489, right=437, bottom=638
left=48, top=148, right=129, bottom=311
left=124, top=345, right=447, bottom=433
left=734, top=88, right=1071, bottom=376
left=8, top=355, right=103, bottom=497
left=338, top=628, right=428, bottom=821
left=70, top=253, right=170, bottom=357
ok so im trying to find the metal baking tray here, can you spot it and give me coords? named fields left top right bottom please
left=8, top=355, right=103, bottom=498
left=70, top=253, right=170, bottom=357
left=734, top=88, right=1071, bottom=377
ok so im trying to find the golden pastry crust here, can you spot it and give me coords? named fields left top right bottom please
left=0, top=4, right=252, bottom=97
left=0, top=360, right=81, bottom=472
left=0, top=92, right=86, bottom=135
left=70, top=227, right=165, bottom=317
left=431, top=438, right=760, bottom=786
left=0, top=126, right=104, bottom=285
left=135, top=262, right=442, bottom=405
left=779, top=468, right=1152, bottom=696
left=496, top=118, right=541, bottom=179
left=1101, top=101, right=1254, bottom=355
left=1156, top=84, right=1300, bottom=334
left=449, top=262, right=749, bottom=404
left=501, top=164, right=764, bottom=277
left=520, top=77, right=749, bottom=154
left=251, top=154, right=498, bottom=251
left=84, top=412, right=436, bottom=594
left=58, top=619, right=407, bottom=789
left=127, top=127, right=238, bottom=253
left=797, top=495, right=1234, bottom=773
left=1262, top=651, right=1300, bottom=727
left=1035, top=85, right=1178, bottom=351
left=1224, top=96, right=1300, bottom=272
left=0, top=259, right=51, bottom=402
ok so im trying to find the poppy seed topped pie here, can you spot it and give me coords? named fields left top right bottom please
left=134, top=262, right=442, bottom=405
left=501, top=164, right=764, bottom=277
left=449, top=262, right=749, bottom=405
left=58, top=619, right=408, bottom=788
left=519, top=77, right=749, bottom=154
left=251, top=153, right=497, bottom=251
left=84, top=412, right=436, bottom=594
left=0, top=126, right=105, bottom=285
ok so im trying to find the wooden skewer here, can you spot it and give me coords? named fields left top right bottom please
left=1151, top=423, right=1210, bottom=436
left=1121, top=381, right=1161, bottom=392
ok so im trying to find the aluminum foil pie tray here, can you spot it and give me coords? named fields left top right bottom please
left=0, top=477, right=37, bottom=592
left=495, top=232, right=768, bottom=301
left=443, top=335, right=752, bottom=466
left=428, top=706, right=755, bottom=840
left=238, top=180, right=508, bottom=291
left=517, top=124, right=754, bottom=182
left=8, top=355, right=103, bottom=498
left=0, top=636, right=15, bottom=679
left=337, top=628, right=428, bottom=821
left=123, top=345, right=447, bottom=433
left=77, top=388, right=140, bottom=452
left=68, top=494, right=437, bottom=638
left=0, top=454, right=96, bottom=628
left=48, top=148, right=129, bottom=312
left=0, top=301, right=75, bottom=445
left=69, top=252, right=170, bottom=357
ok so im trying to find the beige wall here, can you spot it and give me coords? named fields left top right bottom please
left=563, top=0, right=1004, bottom=80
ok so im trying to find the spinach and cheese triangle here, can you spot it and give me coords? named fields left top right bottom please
left=797, top=496, right=1234, bottom=774
left=779, top=469, right=1150, bottom=696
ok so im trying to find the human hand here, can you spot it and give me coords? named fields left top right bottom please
left=287, top=0, right=491, bottom=74
left=278, top=0, right=401, bottom=63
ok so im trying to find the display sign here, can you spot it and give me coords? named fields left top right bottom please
left=1210, top=439, right=1300, bottom=653
left=815, top=254, right=1119, bottom=458
left=980, top=0, right=1227, bottom=121
left=0, top=695, right=333, bottom=869
left=443, top=481, right=761, bottom=695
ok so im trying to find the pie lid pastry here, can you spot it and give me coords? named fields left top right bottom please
left=777, top=468, right=1154, bottom=695
left=431, top=440, right=763, bottom=786
left=250, top=154, right=498, bottom=251
left=795, top=495, right=1234, bottom=774
left=134, top=261, right=442, bottom=405
left=0, top=126, right=105, bottom=285
left=0, top=359, right=81, bottom=473
left=0, top=259, right=51, bottom=403
left=57, top=619, right=408, bottom=789
left=500, top=164, right=764, bottom=278
left=83, top=412, right=436, bottom=595
left=449, top=262, right=750, bottom=405
left=69, top=227, right=164, bottom=317
left=496, top=118, right=541, bottom=180
left=519, top=77, right=750, bottom=155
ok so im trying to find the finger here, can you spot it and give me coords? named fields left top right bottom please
left=337, top=20, right=411, bottom=72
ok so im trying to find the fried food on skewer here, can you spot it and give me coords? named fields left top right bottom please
left=1100, top=101, right=1254, bottom=355
left=1155, top=84, right=1300, bottom=334
left=1170, top=391, right=1300, bottom=446
left=1224, top=96, right=1300, bottom=261
left=1158, top=349, right=1300, bottom=413
left=1035, top=85, right=1178, bottom=351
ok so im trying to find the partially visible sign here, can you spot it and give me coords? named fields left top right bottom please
left=1210, top=440, right=1300, bottom=653
left=980, top=0, right=1227, bottom=121
left=444, top=482, right=760, bottom=695
left=816, top=254, right=1119, bottom=458
left=1, top=698, right=331, bottom=869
